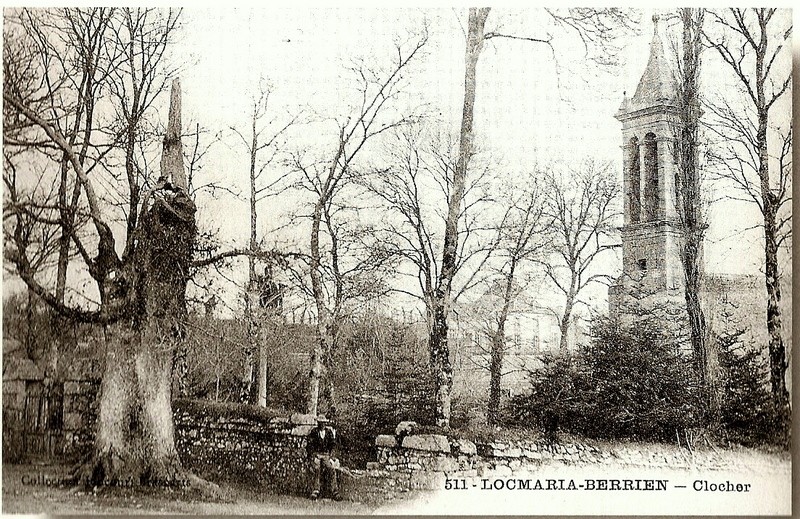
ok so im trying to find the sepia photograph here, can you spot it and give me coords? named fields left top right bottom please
left=1, top=5, right=792, bottom=515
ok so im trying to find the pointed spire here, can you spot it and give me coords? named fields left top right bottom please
left=626, top=13, right=677, bottom=112
left=160, top=78, right=187, bottom=190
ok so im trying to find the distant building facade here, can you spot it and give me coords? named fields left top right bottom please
left=449, top=285, right=588, bottom=406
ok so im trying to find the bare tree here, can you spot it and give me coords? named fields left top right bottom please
left=542, top=160, right=619, bottom=352
left=290, top=31, right=428, bottom=417
left=4, top=8, right=118, bottom=380
left=485, top=172, right=550, bottom=425
left=425, top=6, right=637, bottom=427
left=702, top=8, right=792, bottom=409
left=672, top=8, right=720, bottom=423
left=229, top=78, right=298, bottom=406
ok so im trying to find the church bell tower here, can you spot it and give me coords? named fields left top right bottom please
left=609, top=15, right=686, bottom=314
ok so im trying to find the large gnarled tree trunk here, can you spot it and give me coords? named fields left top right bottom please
left=77, top=80, right=203, bottom=488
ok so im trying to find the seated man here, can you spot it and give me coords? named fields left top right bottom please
left=306, top=415, right=341, bottom=501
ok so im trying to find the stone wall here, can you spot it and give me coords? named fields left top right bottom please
left=362, top=431, right=739, bottom=492
left=172, top=401, right=317, bottom=494
left=2, top=374, right=99, bottom=462
left=2, top=378, right=28, bottom=462
left=62, top=379, right=100, bottom=458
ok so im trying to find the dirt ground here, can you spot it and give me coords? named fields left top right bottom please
left=1, top=463, right=386, bottom=515
left=2, top=446, right=791, bottom=515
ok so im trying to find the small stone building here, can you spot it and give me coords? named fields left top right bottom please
left=2, top=338, right=100, bottom=463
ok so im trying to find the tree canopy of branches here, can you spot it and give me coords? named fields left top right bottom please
left=542, top=160, right=619, bottom=351
left=3, top=8, right=220, bottom=492
left=702, top=8, right=792, bottom=410
left=289, top=30, right=428, bottom=418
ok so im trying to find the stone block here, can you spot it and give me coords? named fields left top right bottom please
left=409, top=471, right=446, bottom=490
left=425, top=456, right=457, bottom=472
left=565, top=445, right=577, bottom=455
left=290, top=425, right=314, bottom=436
left=401, top=434, right=451, bottom=453
left=366, top=462, right=381, bottom=470
left=395, top=421, right=418, bottom=437
left=387, top=454, right=403, bottom=465
left=375, top=434, right=397, bottom=447
left=451, top=438, right=476, bottom=455
left=289, top=413, right=317, bottom=425
left=2, top=382, right=26, bottom=409
left=63, top=412, right=83, bottom=431
left=456, top=456, right=474, bottom=471
left=491, top=464, right=513, bottom=477
left=504, top=447, right=522, bottom=458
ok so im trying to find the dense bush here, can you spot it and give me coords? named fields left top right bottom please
left=717, top=331, right=790, bottom=447
left=331, top=317, right=435, bottom=467
left=506, top=315, right=703, bottom=442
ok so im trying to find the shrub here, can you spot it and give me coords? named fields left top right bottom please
left=505, top=353, right=590, bottom=441
left=717, top=331, right=790, bottom=447
left=506, top=315, right=703, bottom=442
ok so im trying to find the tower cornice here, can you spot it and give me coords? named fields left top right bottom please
left=615, top=103, right=680, bottom=123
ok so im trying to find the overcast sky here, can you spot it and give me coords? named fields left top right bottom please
left=2, top=6, right=793, bottom=319
left=154, top=7, right=790, bottom=317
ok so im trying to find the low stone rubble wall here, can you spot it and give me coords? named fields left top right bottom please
left=173, top=402, right=317, bottom=494
left=52, top=395, right=741, bottom=500
left=361, top=431, right=734, bottom=492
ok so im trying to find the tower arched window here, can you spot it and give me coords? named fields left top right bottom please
left=628, top=137, right=641, bottom=223
left=643, top=132, right=659, bottom=220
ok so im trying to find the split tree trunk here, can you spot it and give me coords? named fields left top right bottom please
left=241, top=293, right=257, bottom=403
left=677, top=8, right=718, bottom=424
left=256, top=338, right=269, bottom=407
left=763, top=202, right=788, bottom=407
left=78, top=80, right=202, bottom=488
left=307, top=200, right=327, bottom=416
left=558, top=276, right=577, bottom=352
left=242, top=114, right=260, bottom=404
left=752, top=9, right=788, bottom=409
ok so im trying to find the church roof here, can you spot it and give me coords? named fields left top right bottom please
left=618, top=15, right=677, bottom=115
